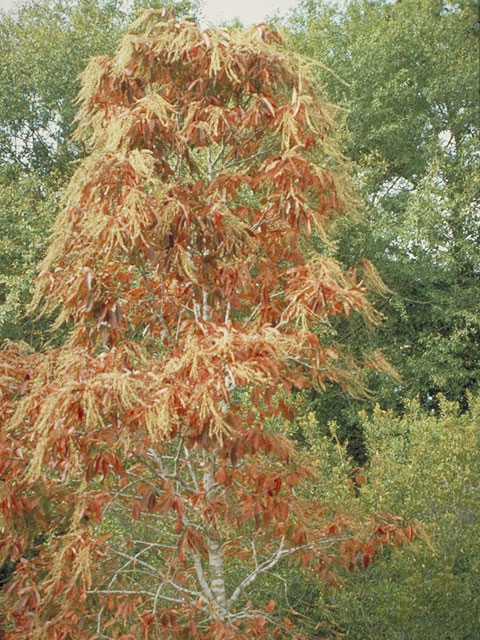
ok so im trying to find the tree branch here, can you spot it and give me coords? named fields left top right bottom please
left=228, top=538, right=306, bottom=607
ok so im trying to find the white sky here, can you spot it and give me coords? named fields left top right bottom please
left=0, top=0, right=301, bottom=24
left=201, top=0, right=299, bottom=25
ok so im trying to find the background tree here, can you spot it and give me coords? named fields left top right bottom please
left=287, top=0, right=480, bottom=438
left=0, top=11, right=414, bottom=640
left=311, top=395, right=480, bottom=639
left=0, top=0, right=200, bottom=347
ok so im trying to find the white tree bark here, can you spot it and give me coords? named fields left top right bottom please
left=203, top=450, right=228, bottom=621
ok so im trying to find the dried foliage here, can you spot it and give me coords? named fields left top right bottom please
left=0, top=11, right=415, bottom=639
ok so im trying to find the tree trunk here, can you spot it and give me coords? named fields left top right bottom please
left=203, top=451, right=228, bottom=620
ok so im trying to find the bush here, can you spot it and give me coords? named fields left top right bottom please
left=324, top=395, right=480, bottom=639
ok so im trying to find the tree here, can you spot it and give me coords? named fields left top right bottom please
left=317, top=395, right=480, bottom=639
left=287, top=0, right=480, bottom=423
left=0, top=12, right=415, bottom=639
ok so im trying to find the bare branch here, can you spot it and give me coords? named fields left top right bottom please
left=228, top=539, right=307, bottom=607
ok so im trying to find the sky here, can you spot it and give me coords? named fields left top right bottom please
left=0, top=0, right=301, bottom=24
left=201, top=0, right=299, bottom=26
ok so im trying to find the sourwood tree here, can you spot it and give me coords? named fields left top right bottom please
left=0, top=11, right=415, bottom=639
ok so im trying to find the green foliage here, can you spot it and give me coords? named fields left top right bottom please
left=287, top=0, right=480, bottom=421
left=319, top=396, right=480, bottom=639
left=0, top=174, right=58, bottom=346
left=0, top=0, right=125, bottom=346
left=0, top=0, right=128, bottom=175
left=0, top=0, right=200, bottom=347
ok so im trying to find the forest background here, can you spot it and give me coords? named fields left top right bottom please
left=0, top=0, right=478, bottom=637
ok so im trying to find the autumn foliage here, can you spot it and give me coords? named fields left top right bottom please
left=0, top=11, right=415, bottom=639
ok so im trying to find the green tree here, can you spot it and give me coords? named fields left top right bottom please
left=0, top=0, right=200, bottom=347
left=287, top=0, right=480, bottom=427
left=323, top=396, right=480, bottom=639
